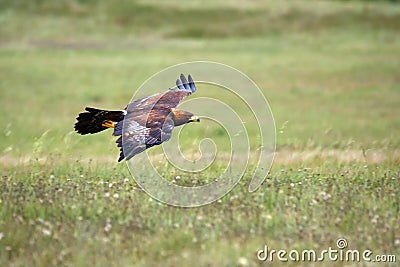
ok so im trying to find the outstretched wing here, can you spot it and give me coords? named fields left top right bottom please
left=114, top=74, right=196, bottom=161
left=125, top=74, right=196, bottom=115
left=115, top=116, right=174, bottom=161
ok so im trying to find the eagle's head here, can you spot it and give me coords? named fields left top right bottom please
left=171, top=109, right=200, bottom=126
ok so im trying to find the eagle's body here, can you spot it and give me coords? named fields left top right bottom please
left=74, top=74, right=199, bottom=161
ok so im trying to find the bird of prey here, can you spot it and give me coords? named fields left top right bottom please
left=74, top=74, right=200, bottom=161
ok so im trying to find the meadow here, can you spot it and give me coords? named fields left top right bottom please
left=0, top=0, right=399, bottom=266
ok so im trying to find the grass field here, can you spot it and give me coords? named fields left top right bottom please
left=1, top=0, right=399, bottom=266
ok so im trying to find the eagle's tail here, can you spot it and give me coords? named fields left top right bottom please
left=74, top=107, right=126, bottom=135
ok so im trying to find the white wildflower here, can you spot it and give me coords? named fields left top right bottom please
left=42, top=228, right=51, bottom=236
left=237, top=257, right=249, bottom=267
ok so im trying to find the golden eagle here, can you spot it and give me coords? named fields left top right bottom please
left=74, top=74, right=199, bottom=161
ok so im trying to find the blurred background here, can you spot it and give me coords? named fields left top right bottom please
left=1, top=1, right=399, bottom=266
left=1, top=0, right=399, bottom=160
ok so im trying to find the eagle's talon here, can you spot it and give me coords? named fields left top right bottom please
left=102, top=120, right=115, bottom=128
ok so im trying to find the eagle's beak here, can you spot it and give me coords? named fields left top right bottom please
left=190, top=116, right=200, bottom=122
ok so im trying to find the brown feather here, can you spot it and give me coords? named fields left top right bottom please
left=76, top=74, right=197, bottom=161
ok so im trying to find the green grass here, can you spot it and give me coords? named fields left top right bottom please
left=1, top=161, right=399, bottom=266
left=1, top=0, right=400, bottom=266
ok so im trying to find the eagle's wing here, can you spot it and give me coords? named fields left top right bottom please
left=125, top=74, right=196, bottom=115
left=164, top=73, right=197, bottom=107
left=115, top=116, right=174, bottom=161
left=115, top=119, right=148, bottom=161
left=114, top=74, right=196, bottom=161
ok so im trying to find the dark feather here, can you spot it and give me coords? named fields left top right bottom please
left=76, top=74, right=197, bottom=161
left=74, top=107, right=125, bottom=135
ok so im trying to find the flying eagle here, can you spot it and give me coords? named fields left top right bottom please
left=74, top=74, right=200, bottom=161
